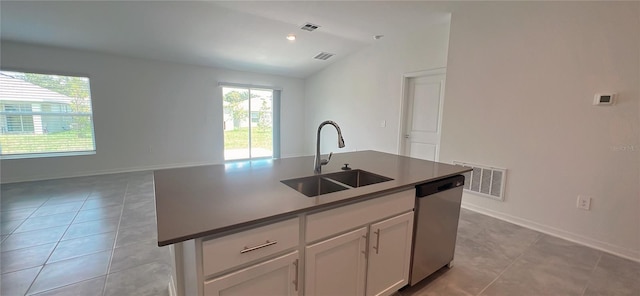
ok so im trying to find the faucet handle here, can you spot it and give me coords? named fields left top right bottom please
left=320, top=152, right=333, bottom=166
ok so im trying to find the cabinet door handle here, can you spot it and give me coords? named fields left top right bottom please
left=240, top=240, right=277, bottom=254
left=373, top=229, right=381, bottom=254
left=292, top=259, right=299, bottom=292
left=361, top=234, right=368, bottom=256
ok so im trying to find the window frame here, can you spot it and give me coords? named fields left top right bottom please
left=219, top=82, right=281, bottom=162
left=0, top=69, right=97, bottom=160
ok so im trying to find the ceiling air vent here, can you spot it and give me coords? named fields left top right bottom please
left=300, top=23, right=321, bottom=32
left=313, top=52, right=334, bottom=61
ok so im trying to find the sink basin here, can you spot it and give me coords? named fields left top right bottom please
left=281, top=169, right=393, bottom=197
left=323, top=169, right=393, bottom=188
left=281, top=176, right=349, bottom=197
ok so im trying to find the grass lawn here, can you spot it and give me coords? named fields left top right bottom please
left=0, top=130, right=95, bottom=155
left=1, top=128, right=270, bottom=156
left=224, top=127, right=272, bottom=150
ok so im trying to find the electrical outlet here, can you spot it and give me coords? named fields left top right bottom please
left=577, top=195, right=591, bottom=210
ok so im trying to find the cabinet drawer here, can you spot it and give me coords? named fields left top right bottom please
left=204, top=251, right=299, bottom=296
left=202, top=217, right=300, bottom=277
left=306, top=189, right=415, bottom=243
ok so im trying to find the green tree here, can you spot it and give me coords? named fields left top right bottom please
left=22, top=73, right=90, bottom=98
left=257, top=99, right=271, bottom=130
left=20, top=73, right=92, bottom=137
left=224, top=90, right=249, bottom=128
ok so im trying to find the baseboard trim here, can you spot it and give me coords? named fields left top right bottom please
left=461, top=202, right=640, bottom=263
left=0, top=161, right=221, bottom=184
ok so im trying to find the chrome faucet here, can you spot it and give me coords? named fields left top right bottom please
left=314, top=120, right=345, bottom=173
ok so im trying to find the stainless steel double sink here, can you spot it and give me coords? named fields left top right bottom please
left=281, top=169, right=393, bottom=197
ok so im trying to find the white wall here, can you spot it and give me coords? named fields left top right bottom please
left=303, top=2, right=639, bottom=261
left=0, top=41, right=306, bottom=183
left=440, top=2, right=639, bottom=260
left=304, top=20, right=451, bottom=154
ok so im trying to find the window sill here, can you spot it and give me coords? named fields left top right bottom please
left=0, top=151, right=96, bottom=160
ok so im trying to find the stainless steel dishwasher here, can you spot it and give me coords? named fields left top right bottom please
left=409, top=175, right=465, bottom=286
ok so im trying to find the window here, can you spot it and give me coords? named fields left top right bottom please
left=4, top=103, right=35, bottom=133
left=221, top=85, right=280, bottom=161
left=0, top=70, right=96, bottom=159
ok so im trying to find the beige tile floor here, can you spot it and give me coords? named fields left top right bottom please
left=1, top=172, right=639, bottom=296
left=1, top=172, right=171, bottom=296
left=401, top=211, right=640, bottom=296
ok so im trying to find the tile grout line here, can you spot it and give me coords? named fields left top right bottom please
left=3, top=177, right=129, bottom=295
left=1, top=191, right=56, bottom=279
left=1, top=225, right=65, bottom=254
left=475, top=233, right=544, bottom=296
left=26, top=275, right=106, bottom=296
left=4, top=203, right=86, bottom=236
left=101, top=181, right=130, bottom=296
left=22, top=185, right=113, bottom=295
left=580, top=251, right=603, bottom=296
left=22, top=191, right=91, bottom=295
left=1, top=191, right=50, bottom=238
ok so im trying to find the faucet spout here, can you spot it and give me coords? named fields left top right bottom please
left=315, top=120, right=346, bottom=173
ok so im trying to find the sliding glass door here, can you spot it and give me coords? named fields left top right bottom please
left=222, top=86, right=276, bottom=161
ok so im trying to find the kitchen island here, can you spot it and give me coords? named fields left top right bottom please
left=154, top=150, right=470, bottom=296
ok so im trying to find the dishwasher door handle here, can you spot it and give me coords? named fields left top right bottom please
left=437, top=183, right=453, bottom=191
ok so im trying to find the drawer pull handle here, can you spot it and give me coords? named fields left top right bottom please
left=240, top=240, right=278, bottom=254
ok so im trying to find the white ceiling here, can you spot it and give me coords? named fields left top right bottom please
left=0, top=1, right=451, bottom=78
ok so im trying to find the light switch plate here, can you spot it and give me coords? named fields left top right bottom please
left=577, top=195, right=591, bottom=210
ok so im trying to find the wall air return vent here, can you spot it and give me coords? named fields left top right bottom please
left=313, top=52, right=335, bottom=60
left=300, top=23, right=321, bottom=32
left=453, top=161, right=507, bottom=201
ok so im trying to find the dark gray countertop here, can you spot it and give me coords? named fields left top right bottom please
left=154, top=150, right=470, bottom=246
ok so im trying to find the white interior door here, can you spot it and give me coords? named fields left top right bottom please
left=402, top=73, right=446, bottom=161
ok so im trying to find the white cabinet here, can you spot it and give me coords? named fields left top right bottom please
left=366, top=212, right=414, bottom=296
left=202, top=218, right=299, bottom=276
left=304, top=227, right=368, bottom=296
left=175, top=189, right=415, bottom=296
left=176, top=218, right=300, bottom=296
left=306, top=190, right=416, bottom=243
left=304, top=189, right=415, bottom=296
left=204, top=251, right=299, bottom=296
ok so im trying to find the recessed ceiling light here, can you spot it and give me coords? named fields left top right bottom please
left=286, top=34, right=296, bottom=41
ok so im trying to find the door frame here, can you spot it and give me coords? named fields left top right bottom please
left=396, top=67, right=447, bottom=159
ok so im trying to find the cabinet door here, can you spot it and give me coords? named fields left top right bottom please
left=204, top=251, right=299, bottom=296
left=305, top=227, right=368, bottom=296
left=366, top=211, right=414, bottom=296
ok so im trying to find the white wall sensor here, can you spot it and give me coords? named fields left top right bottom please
left=593, top=93, right=615, bottom=106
